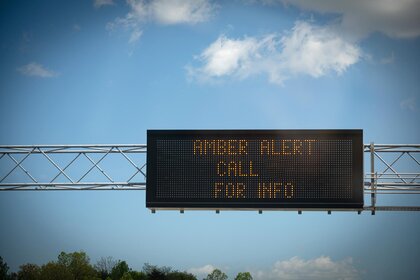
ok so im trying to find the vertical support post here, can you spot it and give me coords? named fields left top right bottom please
left=370, top=142, right=376, bottom=215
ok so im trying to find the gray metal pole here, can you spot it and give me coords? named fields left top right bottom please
left=370, top=142, right=376, bottom=215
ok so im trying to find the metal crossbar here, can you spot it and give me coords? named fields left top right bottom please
left=0, top=145, right=147, bottom=190
left=363, top=144, right=420, bottom=213
left=0, top=143, right=419, bottom=212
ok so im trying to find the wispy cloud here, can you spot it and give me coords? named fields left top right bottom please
left=145, top=0, right=216, bottom=25
left=18, top=62, right=59, bottom=78
left=94, top=0, right=114, bottom=9
left=380, top=52, right=395, bottom=65
left=253, top=256, right=360, bottom=280
left=128, top=29, right=143, bottom=43
left=19, top=31, right=32, bottom=52
left=73, top=24, right=81, bottom=32
left=107, top=0, right=217, bottom=44
left=187, top=264, right=215, bottom=278
left=270, top=0, right=420, bottom=40
left=187, top=21, right=360, bottom=85
left=400, top=97, right=417, bottom=111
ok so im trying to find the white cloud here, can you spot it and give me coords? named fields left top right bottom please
left=280, top=22, right=360, bottom=77
left=129, top=29, right=143, bottom=43
left=94, top=0, right=114, bottom=9
left=149, top=0, right=216, bottom=25
left=18, top=62, right=59, bottom=78
left=187, top=264, right=215, bottom=278
left=108, top=0, right=216, bottom=43
left=188, top=21, right=360, bottom=84
left=280, top=0, right=420, bottom=39
left=254, top=256, right=359, bottom=280
left=400, top=97, right=417, bottom=111
left=198, top=35, right=260, bottom=77
left=380, top=52, right=395, bottom=65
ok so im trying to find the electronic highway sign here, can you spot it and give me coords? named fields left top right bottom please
left=146, top=130, right=363, bottom=210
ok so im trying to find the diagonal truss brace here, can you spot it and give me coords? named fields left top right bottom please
left=0, top=145, right=147, bottom=190
left=364, top=144, right=420, bottom=213
left=1, top=143, right=419, bottom=211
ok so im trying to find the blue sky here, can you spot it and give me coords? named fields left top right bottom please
left=0, top=0, right=420, bottom=279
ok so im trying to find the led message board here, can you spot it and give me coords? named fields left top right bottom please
left=146, top=130, right=363, bottom=209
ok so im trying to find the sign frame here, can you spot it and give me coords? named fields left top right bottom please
left=146, top=130, right=364, bottom=210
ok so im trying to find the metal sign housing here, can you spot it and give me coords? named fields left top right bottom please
left=146, top=130, right=364, bottom=210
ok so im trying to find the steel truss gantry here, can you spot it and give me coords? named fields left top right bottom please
left=364, top=143, right=420, bottom=213
left=0, top=145, right=147, bottom=190
left=0, top=143, right=419, bottom=212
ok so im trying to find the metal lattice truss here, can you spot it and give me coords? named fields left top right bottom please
left=364, top=144, right=420, bottom=213
left=0, top=145, right=146, bottom=190
left=0, top=143, right=419, bottom=212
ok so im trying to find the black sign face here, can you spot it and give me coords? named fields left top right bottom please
left=146, top=130, right=363, bottom=209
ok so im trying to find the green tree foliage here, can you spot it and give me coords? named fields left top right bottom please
left=40, top=262, right=73, bottom=280
left=142, top=263, right=171, bottom=276
left=141, top=264, right=196, bottom=280
left=167, top=271, right=197, bottom=280
left=129, top=271, right=147, bottom=280
left=203, top=269, right=228, bottom=280
left=17, top=263, right=41, bottom=280
left=143, top=264, right=169, bottom=280
left=147, top=268, right=166, bottom=280
left=111, top=261, right=130, bottom=280
left=0, top=257, right=10, bottom=280
left=234, top=272, right=253, bottom=280
left=57, top=251, right=97, bottom=280
left=120, top=272, right=133, bottom=280
left=2, top=252, right=207, bottom=280
left=95, top=257, right=116, bottom=280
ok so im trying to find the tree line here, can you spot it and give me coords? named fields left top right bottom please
left=0, top=252, right=253, bottom=280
